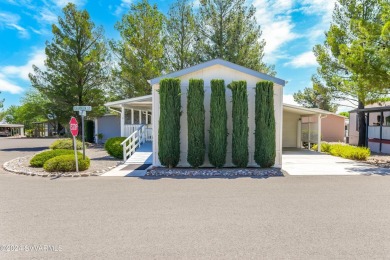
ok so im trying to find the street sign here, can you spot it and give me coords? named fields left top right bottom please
left=73, top=106, right=92, bottom=111
left=69, top=117, right=78, bottom=137
left=69, top=116, right=79, bottom=172
left=78, top=110, right=86, bottom=116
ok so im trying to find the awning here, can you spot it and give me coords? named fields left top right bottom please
left=105, top=95, right=152, bottom=111
left=0, top=123, right=24, bottom=128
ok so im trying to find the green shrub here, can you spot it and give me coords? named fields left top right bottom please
left=104, top=137, right=127, bottom=159
left=312, top=142, right=331, bottom=153
left=313, top=142, right=370, bottom=160
left=187, top=79, right=205, bottom=167
left=158, top=78, right=181, bottom=168
left=208, top=79, right=228, bottom=168
left=254, top=81, right=276, bottom=168
left=30, top=149, right=82, bottom=167
left=329, top=144, right=370, bottom=160
left=228, top=81, right=248, bottom=168
left=43, top=154, right=90, bottom=172
left=50, top=139, right=82, bottom=150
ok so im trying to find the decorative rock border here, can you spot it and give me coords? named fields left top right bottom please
left=3, top=156, right=122, bottom=178
left=146, top=167, right=284, bottom=177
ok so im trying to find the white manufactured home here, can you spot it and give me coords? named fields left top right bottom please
left=98, top=59, right=341, bottom=168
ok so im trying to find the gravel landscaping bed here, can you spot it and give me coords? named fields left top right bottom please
left=366, top=153, right=390, bottom=168
left=146, top=167, right=284, bottom=177
left=2, top=147, right=122, bottom=177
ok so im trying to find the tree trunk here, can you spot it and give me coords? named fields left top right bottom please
left=357, top=100, right=366, bottom=147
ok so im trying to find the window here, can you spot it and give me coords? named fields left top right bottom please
left=386, top=116, right=390, bottom=126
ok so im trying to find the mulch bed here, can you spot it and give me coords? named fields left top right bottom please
left=146, top=167, right=284, bottom=177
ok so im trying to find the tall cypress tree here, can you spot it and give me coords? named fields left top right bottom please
left=254, top=81, right=275, bottom=168
left=228, top=81, right=248, bottom=168
left=208, top=79, right=227, bottom=168
left=158, top=78, right=181, bottom=168
left=187, top=79, right=205, bottom=167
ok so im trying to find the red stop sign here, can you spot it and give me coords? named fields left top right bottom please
left=69, top=117, right=78, bottom=136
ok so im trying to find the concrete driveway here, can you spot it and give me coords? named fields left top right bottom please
left=282, top=148, right=390, bottom=175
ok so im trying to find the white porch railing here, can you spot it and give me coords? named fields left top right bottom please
left=145, top=128, right=153, bottom=141
left=124, top=124, right=143, bottom=137
left=121, top=125, right=147, bottom=161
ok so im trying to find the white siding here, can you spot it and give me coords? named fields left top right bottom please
left=283, top=112, right=300, bottom=147
left=152, top=64, right=283, bottom=168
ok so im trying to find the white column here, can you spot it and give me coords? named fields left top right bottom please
left=297, top=119, right=301, bottom=148
left=139, top=110, right=142, bottom=124
left=146, top=111, right=149, bottom=125
left=20, top=127, right=24, bottom=137
left=131, top=109, right=134, bottom=124
left=317, top=114, right=321, bottom=152
left=94, top=118, right=98, bottom=143
left=121, top=106, right=125, bottom=137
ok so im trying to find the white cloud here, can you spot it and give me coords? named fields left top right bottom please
left=52, top=0, right=86, bottom=8
left=0, top=11, right=29, bottom=38
left=300, top=0, right=335, bottom=23
left=8, top=23, right=29, bottom=38
left=39, top=8, right=58, bottom=24
left=0, top=74, right=24, bottom=94
left=114, top=0, right=132, bottom=16
left=1, top=49, right=45, bottom=81
left=285, top=51, right=317, bottom=68
left=300, top=0, right=336, bottom=43
left=251, top=0, right=299, bottom=62
left=283, top=94, right=299, bottom=106
left=192, top=0, right=200, bottom=9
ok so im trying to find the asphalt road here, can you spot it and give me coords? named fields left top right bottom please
left=1, top=138, right=390, bottom=259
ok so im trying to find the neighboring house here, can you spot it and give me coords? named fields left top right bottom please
left=94, top=114, right=121, bottom=143
left=0, top=123, right=24, bottom=137
left=321, top=113, right=347, bottom=142
left=349, top=102, right=390, bottom=153
left=98, top=59, right=344, bottom=167
left=31, top=121, right=63, bottom=137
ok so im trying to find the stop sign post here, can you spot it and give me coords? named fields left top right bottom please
left=69, top=117, right=79, bottom=172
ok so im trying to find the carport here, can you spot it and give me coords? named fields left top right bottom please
left=282, top=104, right=329, bottom=152
left=0, top=123, right=24, bottom=137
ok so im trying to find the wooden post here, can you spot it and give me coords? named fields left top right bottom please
left=131, top=109, right=134, bottom=124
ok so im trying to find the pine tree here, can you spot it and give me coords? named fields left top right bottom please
left=255, top=81, right=275, bottom=168
left=187, top=79, right=205, bottom=167
left=29, top=3, right=109, bottom=124
left=208, top=79, right=227, bottom=168
left=164, top=0, right=197, bottom=72
left=110, top=0, right=164, bottom=98
left=158, top=78, right=181, bottom=168
left=313, top=0, right=386, bottom=146
left=228, top=81, right=248, bottom=168
left=197, top=0, right=274, bottom=75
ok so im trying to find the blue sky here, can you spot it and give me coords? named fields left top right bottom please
left=0, top=0, right=339, bottom=110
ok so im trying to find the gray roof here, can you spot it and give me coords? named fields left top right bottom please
left=149, top=59, right=286, bottom=86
